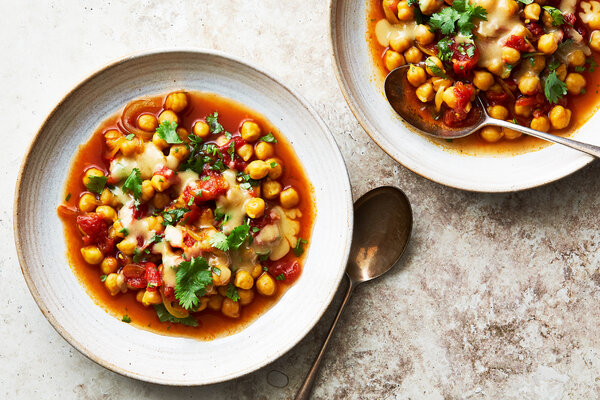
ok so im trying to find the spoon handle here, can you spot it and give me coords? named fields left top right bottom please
left=294, top=277, right=356, bottom=400
left=486, top=118, right=600, bottom=159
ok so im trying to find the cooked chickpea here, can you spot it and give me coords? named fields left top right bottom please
left=514, top=103, right=532, bottom=117
left=158, top=110, right=179, bottom=125
left=234, top=270, right=254, bottom=290
left=406, top=64, right=427, bottom=87
left=153, top=192, right=171, bottom=209
left=384, top=50, right=406, bottom=71
left=237, top=144, right=254, bottom=161
left=136, top=290, right=145, bottom=303
left=96, top=205, right=117, bottom=222
left=120, top=136, right=140, bottom=156
left=142, top=290, right=162, bottom=306
left=169, top=144, right=189, bottom=161
left=238, top=288, right=255, bottom=306
left=397, top=0, right=414, bottom=20
left=240, top=121, right=261, bottom=142
left=589, top=13, right=600, bottom=30
left=280, top=187, right=300, bottom=208
left=503, top=127, right=522, bottom=140
left=266, top=158, right=283, bottom=179
left=530, top=55, right=546, bottom=73
left=213, top=266, right=231, bottom=286
left=151, top=174, right=171, bottom=192
left=518, top=75, right=541, bottom=96
left=137, top=114, right=158, bottom=132
left=82, top=168, right=104, bottom=187
left=530, top=116, right=551, bottom=132
left=404, top=46, right=423, bottom=64
left=549, top=105, right=572, bottom=129
left=245, top=197, right=265, bottom=218
left=499, top=0, right=519, bottom=14
left=246, top=160, right=270, bottom=180
left=81, top=246, right=103, bottom=265
left=488, top=105, right=509, bottom=120
left=389, top=33, right=411, bottom=53
left=568, top=50, right=586, bottom=67
left=480, top=126, right=504, bottom=142
left=152, top=132, right=168, bottom=150
left=256, top=273, right=276, bottom=296
left=487, top=59, right=505, bottom=76
left=145, top=216, right=164, bottom=232
left=523, top=3, right=541, bottom=20
left=442, top=87, right=459, bottom=108
left=538, top=33, right=558, bottom=54
left=221, top=298, right=241, bottom=318
left=431, top=77, right=453, bottom=91
left=112, top=220, right=126, bottom=238
left=105, top=273, right=121, bottom=296
left=207, top=295, right=224, bottom=311
left=555, top=64, right=568, bottom=81
left=191, top=121, right=209, bottom=138
left=415, top=24, right=435, bottom=45
left=100, top=188, right=119, bottom=207
left=590, top=30, right=600, bottom=52
left=164, top=92, right=188, bottom=113
left=251, top=265, right=263, bottom=279
left=100, top=257, right=118, bottom=274
left=425, top=56, right=445, bottom=76
left=140, top=179, right=155, bottom=202
left=565, top=72, right=586, bottom=94
left=116, top=237, right=137, bottom=256
left=196, top=297, right=210, bottom=312
left=255, top=141, right=275, bottom=160
left=473, top=70, right=494, bottom=91
left=262, top=181, right=282, bottom=201
left=78, top=193, right=98, bottom=212
left=416, top=82, right=435, bottom=103
left=104, top=129, right=123, bottom=151
left=502, top=47, right=521, bottom=64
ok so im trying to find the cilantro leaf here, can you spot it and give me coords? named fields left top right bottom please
left=430, top=0, right=487, bottom=36
left=259, top=133, right=278, bottom=143
left=122, top=315, right=131, bottom=323
left=425, top=57, right=447, bottom=78
left=85, top=175, right=108, bottom=194
left=125, top=133, right=135, bottom=140
left=100, top=274, right=107, bottom=282
left=276, top=273, right=286, bottom=281
left=227, top=224, right=251, bottom=250
left=586, top=58, right=598, bottom=72
left=209, top=231, right=229, bottom=251
left=429, top=7, right=460, bottom=35
left=293, top=238, right=308, bottom=257
left=122, top=168, right=142, bottom=199
left=153, top=303, right=198, bottom=326
left=544, top=71, right=567, bottom=104
left=206, top=112, right=224, bottom=134
left=175, top=256, right=213, bottom=310
left=226, top=283, right=240, bottom=302
left=162, top=208, right=189, bottom=226
left=543, top=6, right=564, bottom=26
left=156, top=120, right=182, bottom=144
left=257, top=251, right=271, bottom=262
left=517, top=0, right=534, bottom=3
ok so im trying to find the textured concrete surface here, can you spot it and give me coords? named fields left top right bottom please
left=2, top=0, right=600, bottom=399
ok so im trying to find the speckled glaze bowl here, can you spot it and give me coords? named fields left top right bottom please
left=330, top=0, right=600, bottom=192
left=14, top=50, right=353, bottom=385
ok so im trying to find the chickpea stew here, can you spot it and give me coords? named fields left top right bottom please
left=57, top=91, right=315, bottom=340
left=369, top=0, right=600, bottom=150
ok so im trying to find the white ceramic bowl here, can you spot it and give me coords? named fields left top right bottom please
left=330, top=0, right=600, bottom=192
left=14, top=50, right=353, bottom=385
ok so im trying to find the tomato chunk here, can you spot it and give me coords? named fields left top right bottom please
left=451, top=43, right=479, bottom=78
left=504, top=35, right=533, bottom=52
left=182, top=175, right=229, bottom=205
left=144, top=262, right=161, bottom=291
left=267, top=259, right=301, bottom=283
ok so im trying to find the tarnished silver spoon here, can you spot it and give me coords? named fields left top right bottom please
left=385, top=65, right=600, bottom=158
left=295, top=186, right=413, bottom=400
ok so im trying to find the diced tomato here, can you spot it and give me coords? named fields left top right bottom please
left=77, top=213, right=107, bottom=239
left=163, top=286, right=176, bottom=302
left=183, top=234, right=196, bottom=247
left=443, top=109, right=469, bottom=126
left=453, top=82, right=474, bottom=111
left=504, top=35, right=533, bottom=52
left=526, top=22, right=544, bottom=41
left=182, top=175, right=228, bottom=205
left=153, top=165, right=176, bottom=181
left=249, top=208, right=277, bottom=232
left=267, top=259, right=301, bottom=283
left=485, top=91, right=510, bottom=106
left=451, top=43, right=479, bottom=78
left=98, top=238, right=115, bottom=254
left=218, top=136, right=248, bottom=171
left=122, top=263, right=147, bottom=289
left=132, top=202, right=149, bottom=220
left=144, top=262, right=161, bottom=291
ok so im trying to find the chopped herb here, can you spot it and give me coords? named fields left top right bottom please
left=276, top=273, right=286, bottom=281
left=543, top=6, right=564, bottom=26
left=437, top=36, right=453, bottom=62
left=151, top=233, right=163, bottom=244
left=575, top=66, right=586, bottom=72
left=548, top=59, right=561, bottom=71
left=259, top=133, right=278, bottom=143
left=100, top=274, right=107, bottom=282
left=162, top=208, right=189, bottom=226
left=293, top=238, right=308, bottom=257
left=227, top=224, right=251, bottom=250
left=122, top=168, right=142, bottom=199
left=224, top=131, right=232, bottom=139
left=125, top=133, right=135, bottom=141
left=206, top=112, right=224, bottom=134
left=258, top=251, right=271, bottom=262
left=517, top=0, right=534, bottom=4
left=544, top=71, right=568, bottom=104
left=445, top=138, right=453, bottom=142
left=211, top=159, right=226, bottom=172
left=226, top=283, right=240, bottom=302
left=122, top=315, right=131, bottom=323
left=262, top=265, right=269, bottom=271
left=153, top=303, right=198, bottom=326
left=209, top=231, right=229, bottom=251
left=429, top=0, right=487, bottom=36
left=85, top=175, right=108, bottom=194
left=175, top=256, right=213, bottom=310
left=586, top=58, right=598, bottom=72
left=201, top=176, right=210, bottom=181
left=119, top=227, right=129, bottom=236
left=133, top=248, right=142, bottom=263
left=269, top=161, right=278, bottom=168
left=212, top=266, right=221, bottom=276
left=156, top=120, right=182, bottom=144
left=252, top=226, right=260, bottom=233
left=65, top=193, right=71, bottom=201
left=425, top=58, right=447, bottom=78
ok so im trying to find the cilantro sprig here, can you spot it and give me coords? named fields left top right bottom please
left=153, top=303, right=198, bottom=326
left=206, top=112, right=225, bottom=134
left=161, top=208, right=189, bottom=226
left=226, top=283, right=240, bottom=302
left=156, top=120, right=182, bottom=144
left=122, top=168, right=142, bottom=199
left=259, top=133, right=278, bottom=143
left=85, top=175, right=108, bottom=194
left=544, top=71, right=567, bottom=104
left=429, top=0, right=487, bottom=36
left=543, top=6, right=564, bottom=26
left=175, top=256, right=213, bottom=310
left=209, top=224, right=252, bottom=251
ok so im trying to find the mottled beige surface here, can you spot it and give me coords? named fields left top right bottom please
left=2, top=0, right=600, bottom=399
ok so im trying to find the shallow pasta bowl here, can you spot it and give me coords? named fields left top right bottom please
left=330, top=0, right=600, bottom=192
left=14, top=49, right=353, bottom=385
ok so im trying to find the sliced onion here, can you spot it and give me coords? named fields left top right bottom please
left=160, top=287, right=189, bottom=319
left=120, top=99, right=161, bottom=140
left=122, top=263, right=145, bottom=278
left=495, top=77, right=516, bottom=102
left=383, top=1, right=400, bottom=24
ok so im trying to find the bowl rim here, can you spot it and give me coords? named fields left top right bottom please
left=328, top=0, right=594, bottom=193
left=13, top=48, right=354, bottom=385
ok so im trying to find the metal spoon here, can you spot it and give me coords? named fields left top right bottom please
left=384, top=65, right=600, bottom=158
left=294, top=186, right=413, bottom=400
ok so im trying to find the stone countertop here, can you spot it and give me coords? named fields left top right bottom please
left=2, top=1, right=599, bottom=399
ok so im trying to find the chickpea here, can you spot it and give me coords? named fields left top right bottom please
left=207, top=295, right=224, bottom=311
left=255, top=141, right=275, bottom=160
left=415, top=24, right=435, bottom=45
left=246, top=160, right=270, bottom=180
left=82, top=168, right=104, bottom=187
left=555, top=64, right=567, bottom=81
left=404, top=46, right=423, bottom=64
left=523, top=3, right=541, bottom=20
left=280, top=187, right=300, bottom=208
left=120, top=136, right=140, bottom=157
left=234, top=270, right=254, bottom=290
left=169, top=144, right=189, bottom=161
left=518, top=75, right=541, bottom=96
left=142, top=290, right=162, bottom=306
left=145, top=216, right=164, bottom=232
left=78, top=193, right=98, bottom=212
left=565, top=72, right=586, bottom=94
left=81, top=246, right=103, bottom=265
left=431, top=77, right=453, bottom=91
left=158, top=110, right=179, bottom=125
left=406, top=64, right=427, bottom=87
left=221, top=298, right=241, bottom=318
left=473, top=70, right=494, bottom=91
left=538, top=33, right=558, bottom=54
left=530, top=116, right=550, bottom=132
left=397, top=0, right=414, bottom=20
left=480, top=126, right=504, bottom=142
left=589, top=13, right=600, bottom=30
left=153, top=192, right=171, bottom=209
left=196, top=297, right=210, bottom=312
left=416, top=82, right=435, bottom=103
left=256, top=273, right=276, bottom=296
left=136, top=290, right=145, bottom=303
left=503, top=127, right=522, bottom=140
left=502, top=47, right=521, bottom=64
left=238, top=288, right=255, bottom=306
left=152, top=132, right=168, bottom=150
left=213, top=266, right=231, bottom=286
left=137, top=114, right=158, bottom=132
left=530, top=55, right=546, bottom=73
left=240, top=121, right=261, bottom=142
left=139, top=179, right=154, bottom=202
left=568, top=50, right=586, bottom=67
left=266, top=158, right=283, bottom=179
left=515, top=103, right=532, bottom=117
left=116, top=237, right=137, bottom=256
left=425, top=56, right=445, bottom=76
left=251, top=264, right=263, bottom=279
left=487, top=59, right=505, bottom=76
left=237, top=144, right=254, bottom=161
left=384, top=50, right=406, bottom=71
left=96, top=205, right=117, bottom=222
left=549, top=105, right=572, bottom=129
left=442, top=87, right=459, bottom=109
left=191, top=120, right=209, bottom=138
left=104, top=129, right=123, bottom=151
left=488, top=105, right=509, bottom=120
left=105, top=273, right=121, bottom=296
left=499, top=0, right=519, bottom=14
left=100, top=257, right=118, bottom=274
left=100, top=188, right=119, bottom=207
left=389, top=33, right=411, bottom=53
left=590, top=31, right=600, bottom=52
left=262, top=179, right=283, bottom=200
left=164, top=92, right=188, bottom=113
left=245, top=197, right=265, bottom=219
left=112, top=220, right=126, bottom=238
left=151, top=174, right=171, bottom=192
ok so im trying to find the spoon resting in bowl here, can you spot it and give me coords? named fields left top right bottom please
left=384, top=65, right=600, bottom=158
